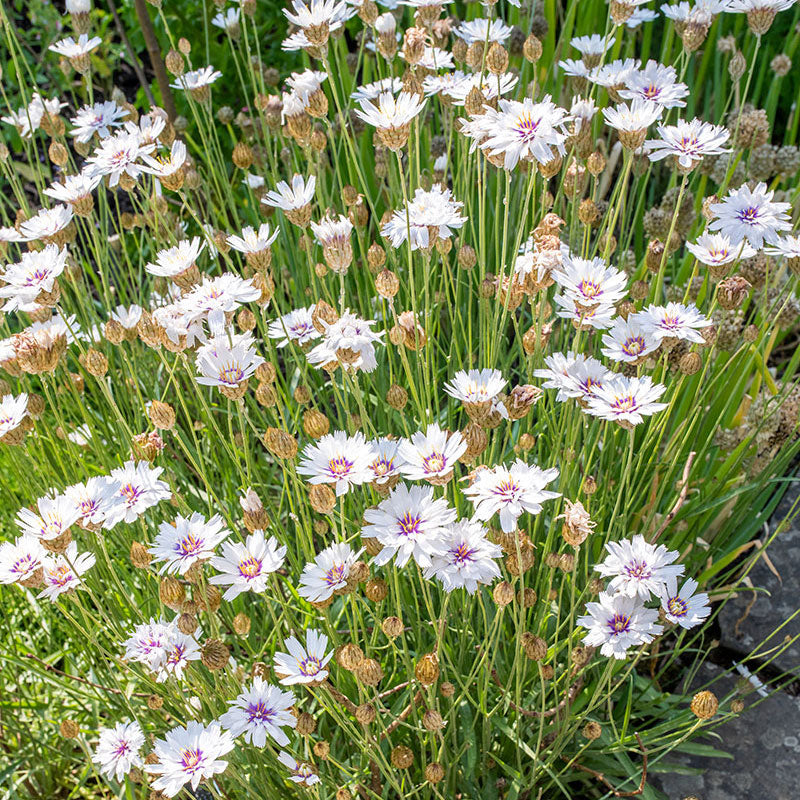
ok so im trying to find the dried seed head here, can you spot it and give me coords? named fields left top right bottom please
left=381, top=615, right=404, bottom=638
left=729, top=50, right=747, bottom=81
left=264, top=427, right=297, bottom=459
left=415, top=653, right=440, bottom=686
left=376, top=268, right=399, bottom=298
left=355, top=703, right=375, bottom=724
left=690, top=690, right=718, bottom=719
left=130, top=541, right=152, bottom=568
left=425, top=762, right=445, bottom=783
left=391, top=745, right=413, bottom=769
left=309, top=483, right=336, bottom=514
left=59, top=719, right=80, bottom=739
left=440, top=681, right=455, bottom=697
left=147, top=694, right=164, bottom=710
left=165, top=49, right=184, bottom=76
left=522, top=634, right=547, bottom=661
left=422, top=709, right=445, bottom=731
left=386, top=383, right=408, bottom=410
left=582, top=721, right=602, bottom=740
left=365, top=578, right=387, bottom=602
left=356, top=658, right=383, bottom=686
left=523, top=34, right=542, bottom=62
left=148, top=400, right=176, bottom=431
left=493, top=580, right=515, bottom=606
left=336, top=643, right=365, bottom=671
left=559, top=499, right=596, bottom=547
left=159, top=576, right=185, bottom=608
left=177, top=613, right=198, bottom=635
left=296, top=712, right=316, bottom=735
left=233, top=612, right=251, bottom=636
left=679, top=352, right=702, bottom=375
left=487, top=42, right=509, bottom=74
left=457, top=244, right=477, bottom=270
left=303, top=409, right=330, bottom=439
left=201, top=638, right=230, bottom=671
left=717, top=276, right=752, bottom=310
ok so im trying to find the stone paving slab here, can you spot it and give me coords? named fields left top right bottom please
left=653, top=662, right=800, bottom=800
left=717, top=488, right=800, bottom=678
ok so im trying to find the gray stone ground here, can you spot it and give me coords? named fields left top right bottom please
left=654, top=484, right=800, bottom=800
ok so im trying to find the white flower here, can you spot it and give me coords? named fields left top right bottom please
left=145, top=722, right=234, bottom=797
left=286, top=69, right=328, bottom=103
left=49, top=34, right=102, bottom=58
left=297, top=431, right=376, bottom=496
left=765, top=234, right=800, bottom=261
left=0, top=245, right=68, bottom=310
left=351, top=77, right=404, bottom=102
left=69, top=100, right=127, bottom=143
left=226, top=222, right=279, bottom=254
left=210, top=530, right=286, bottom=601
left=0, top=393, right=28, bottom=443
left=65, top=476, right=125, bottom=528
left=601, top=316, right=661, bottom=363
left=596, top=534, right=684, bottom=598
left=92, top=720, right=145, bottom=782
left=577, top=591, right=663, bottom=659
left=645, top=118, right=730, bottom=169
left=553, top=255, right=628, bottom=309
left=273, top=628, right=333, bottom=685
left=278, top=751, right=320, bottom=786
left=43, top=171, right=102, bottom=205
left=219, top=678, right=297, bottom=747
left=262, top=174, right=316, bottom=212
left=382, top=185, right=466, bottom=251
left=16, top=494, right=80, bottom=541
left=454, top=17, right=513, bottom=44
left=298, top=542, right=364, bottom=603
left=310, top=214, right=353, bottom=270
left=708, top=182, right=792, bottom=249
left=464, top=461, right=560, bottom=533
left=362, top=483, right=456, bottom=568
left=17, top=205, right=74, bottom=243
left=170, top=66, right=223, bottom=91
left=585, top=375, right=668, bottom=426
left=402, top=45, right=454, bottom=70
left=398, top=423, right=467, bottom=484
left=444, top=368, right=506, bottom=406
left=307, top=310, right=384, bottom=373
left=602, top=97, right=663, bottom=143
left=66, top=0, right=92, bottom=13
left=467, top=96, right=570, bottom=170
left=686, top=232, right=757, bottom=265
left=111, top=304, right=143, bottom=330
left=619, top=60, right=689, bottom=108
left=85, top=131, right=154, bottom=187
left=195, top=336, right=264, bottom=390
left=443, top=71, right=520, bottom=106
left=155, top=630, right=202, bottom=682
left=636, top=302, right=712, bottom=343
left=726, top=0, right=795, bottom=12
left=367, top=438, right=407, bottom=484
left=355, top=91, right=426, bottom=148
left=424, top=519, right=502, bottom=593
left=39, top=542, right=96, bottom=601
left=123, top=618, right=177, bottom=671
left=140, top=140, right=188, bottom=178
left=283, top=0, right=352, bottom=32
left=211, top=6, right=240, bottom=31
left=534, top=352, right=614, bottom=401
left=268, top=306, right=320, bottom=347
left=150, top=512, right=230, bottom=575
left=104, top=460, right=171, bottom=527
left=0, top=534, right=45, bottom=585
left=657, top=576, right=711, bottom=628
left=571, top=33, right=613, bottom=57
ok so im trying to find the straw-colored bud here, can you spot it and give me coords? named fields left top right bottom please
left=130, top=541, right=152, bottom=568
left=729, top=51, right=747, bottom=81
left=356, top=658, right=383, bottom=686
left=583, top=721, right=602, bottom=740
left=367, top=242, right=386, bottom=271
left=81, top=348, right=108, bottom=377
left=48, top=141, right=69, bottom=167
left=365, top=578, right=387, bottom=602
left=376, top=269, right=399, bottom=298
left=148, top=400, right=176, bottom=430
left=59, top=720, right=80, bottom=739
left=493, top=580, right=515, bottom=606
left=233, top=612, right=251, bottom=636
left=165, top=49, right=184, bottom=76
left=177, top=613, right=198, bottom=635
left=423, top=709, right=445, bottom=731
left=303, top=409, right=330, bottom=439
left=159, top=576, right=185, bottom=608
left=458, top=244, right=477, bottom=270
left=201, top=639, right=230, bottom=671
left=523, top=34, right=542, bottom=62
left=486, top=42, right=509, bottom=74
left=391, top=745, right=413, bottom=769
left=264, top=427, right=297, bottom=459
left=296, top=712, right=316, bottom=736
left=415, top=653, right=439, bottom=686
left=522, top=634, right=547, bottom=661
left=381, top=615, right=404, bottom=638
left=679, top=352, right=702, bottom=375
left=309, top=483, right=336, bottom=513
left=386, top=384, right=408, bottom=410
left=717, top=276, right=751, bottom=310
left=425, top=763, right=445, bottom=783
left=337, top=643, right=364, bottom=671
left=355, top=703, right=375, bottom=724
left=690, top=690, right=718, bottom=719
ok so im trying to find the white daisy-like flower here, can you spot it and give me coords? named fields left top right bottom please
left=219, top=678, right=297, bottom=747
left=577, top=591, right=663, bottom=659
left=644, top=118, right=730, bottom=170
left=103, top=460, right=171, bottom=528
left=367, top=437, right=407, bottom=485
left=464, top=460, right=560, bottom=533
left=155, top=630, right=202, bottom=682
left=144, top=722, right=234, bottom=798
left=765, top=234, right=800, bottom=262
left=306, top=310, right=384, bottom=373
left=401, top=45, right=454, bottom=70
left=195, top=336, right=264, bottom=392
left=553, top=255, right=628, bottom=309
left=85, top=131, right=154, bottom=187
left=209, top=530, right=286, bottom=601
left=273, top=628, right=333, bottom=685
left=571, top=33, right=613, bottom=65
left=596, top=534, right=684, bottom=599
left=65, top=476, right=125, bottom=528
left=16, top=494, right=80, bottom=542
left=444, top=368, right=506, bottom=406
left=424, top=519, right=502, bottom=594
left=602, top=97, right=663, bottom=147
left=150, top=512, right=230, bottom=575
left=354, top=91, right=427, bottom=149
left=350, top=77, right=404, bottom=102
left=0, top=245, right=68, bottom=310
left=309, top=214, right=354, bottom=271
left=123, top=618, right=178, bottom=671
left=636, top=302, right=712, bottom=343
left=559, top=57, right=594, bottom=79
left=278, top=751, right=321, bottom=786
left=70, top=100, right=128, bottom=143
left=92, top=720, right=145, bottom=782
left=0, top=393, right=29, bottom=444
left=619, top=60, right=689, bottom=108
left=110, top=304, right=143, bottom=330
left=286, top=69, right=328, bottom=104
left=656, top=576, right=711, bottom=628
left=0, top=534, right=45, bottom=585
left=686, top=231, right=757, bottom=266
left=283, top=0, right=353, bottom=35
left=298, top=542, right=364, bottom=603
left=211, top=6, right=240, bottom=32
left=725, top=0, right=795, bottom=14
left=454, top=17, right=513, bottom=44
left=39, top=542, right=96, bottom=601
left=381, top=185, right=466, bottom=251
left=534, top=352, right=615, bottom=401
left=43, top=171, right=102, bottom=205
left=589, top=58, right=642, bottom=89
left=398, top=423, right=467, bottom=484
left=17, top=205, right=74, bottom=243
left=585, top=375, right=668, bottom=426
left=601, top=316, right=661, bottom=363
left=226, top=222, right=280, bottom=255
left=627, top=8, right=660, bottom=27
left=708, top=182, right=792, bottom=249
left=140, top=140, right=188, bottom=178
left=267, top=306, right=320, bottom=347
left=49, top=34, right=102, bottom=58
left=262, top=174, right=316, bottom=216
left=170, top=66, right=223, bottom=92
left=362, top=482, right=456, bottom=568
left=444, top=72, right=519, bottom=106
left=297, top=431, right=376, bottom=496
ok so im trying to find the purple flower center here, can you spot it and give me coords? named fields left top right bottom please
left=176, top=532, right=204, bottom=557
left=328, top=455, right=354, bottom=477
left=624, top=559, right=652, bottom=580
left=422, top=451, right=446, bottom=474
left=667, top=596, right=689, bottom=618
left=238, top=556, right=262, bottom=579
left=397, top=512, right=423, bottom=536
left=180, top=747, right=203, bottom=772
left=246, top=700, right=275, bottom=724
left=608, top=612, right=632, bottom=635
